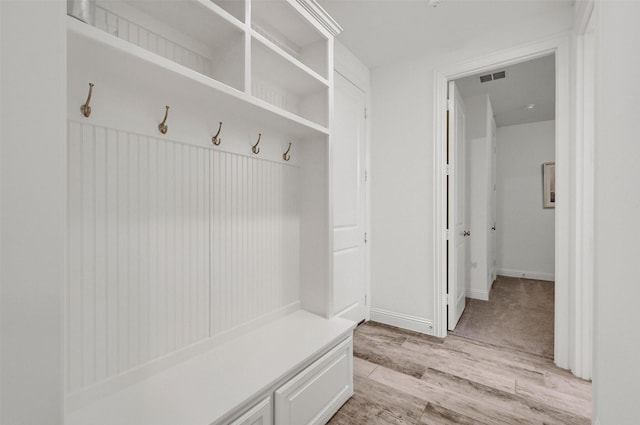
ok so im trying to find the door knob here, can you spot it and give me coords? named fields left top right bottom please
left=491, top=225, right=496, bottom=231
left=463, top=230, right=470, bottom=237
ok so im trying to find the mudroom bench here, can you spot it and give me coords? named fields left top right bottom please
left=65, top=311, right=355, bottom=425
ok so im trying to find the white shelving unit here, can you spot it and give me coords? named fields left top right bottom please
left=65, top=1, right=347, bottom=424
left=76, top=0, right=333, bottom=130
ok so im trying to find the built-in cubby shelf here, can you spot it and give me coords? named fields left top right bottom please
left=68, top=15, right=328, bottom=137
left=211, top=0, right=246, bottom=23
left=252, top=36, right=329, bottom=126
left=65, top=1, right=345, bottom=422
left=71, top=0, right=335, bottom=130
left=94, top=0, right=245, bottom=91
left=251, top=0, right=329, bottom=79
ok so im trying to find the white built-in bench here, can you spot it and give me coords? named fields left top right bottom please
left=65, top=310, right=355, bottom=425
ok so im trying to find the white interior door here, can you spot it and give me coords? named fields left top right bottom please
left=332, top=71, right=366, bottom=322
left=448, top=81, right=467, bottom=331
left=490, top=119, right=498, bottom=283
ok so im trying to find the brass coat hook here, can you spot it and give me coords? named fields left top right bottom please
left=212, top=121, right=222, bottom=146
left=252, top=133, right=262, bottom=154
left=158, top=105, right=170, bottom=134
left=283, top=142, right=292, bottom=161
left=80, top=83, right=94, bottom=118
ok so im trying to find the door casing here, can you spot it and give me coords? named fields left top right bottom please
left=433, top=34, right=581, bottom=374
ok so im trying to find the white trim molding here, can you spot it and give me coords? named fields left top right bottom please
left=497, top=269, right=555, bottom=282
left=296, top=0, right=343, bottom=37
left=466, top=289, right=489, bottom=301
left=370, top=308, right=435, bottom=336
left=574, top=0, right=595, bottom=35
left=432, top=33, right=576, bottom=374
left=571, top=0, right=596, bottom=381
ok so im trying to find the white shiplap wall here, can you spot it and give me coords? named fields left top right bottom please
left=67, top=121, right=300, bottom=394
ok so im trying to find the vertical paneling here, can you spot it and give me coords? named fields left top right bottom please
left=208, top=151, right=300, bottom=333
left=68, top=122, right=299, bottom=394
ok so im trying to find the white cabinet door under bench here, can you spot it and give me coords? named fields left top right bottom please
left=275, top=337, right=353, bottom=425
left=229, top=397, right=271, bottom=425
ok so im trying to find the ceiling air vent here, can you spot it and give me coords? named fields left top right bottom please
left=480, top=71, right=506, bottom=83
left=492, top=71, right=506, bottom=80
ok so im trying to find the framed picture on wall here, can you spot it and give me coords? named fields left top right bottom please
left=542, top=162, right=555, bottom=208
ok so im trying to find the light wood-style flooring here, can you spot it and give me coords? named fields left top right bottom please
left=328, top=322, right=591, bottom=425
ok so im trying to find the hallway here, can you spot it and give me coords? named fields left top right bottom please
left=452, top=275, right=554, bottom=358
left=328, top=321, right=590, bottom=425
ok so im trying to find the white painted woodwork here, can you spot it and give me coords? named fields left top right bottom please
left=369, top=308, right=434, bottom=335
left=572, top=0, right=595, bottom=381
left=251, top=37, right=329, bottom=126
left=448, top=81, right=467, bottom=331
left=95, top=0, right=245, bottom=91
left=275, top=336, right=353, bottom=425
left=64, top=310, right=355, bottom=425
left=229, top=397, right=271, bottom=425
left=252, top=0, right=331, bottom=79
left=69, top=0, right=333, bottom=134
left=490, top=119, right=497, bottom=284
left=67, top=121, right=300, bottom=394
left=332, top=72, right=366, bottom=322
left=298, top=138, right=332, bottom=318
left=464, top=95, right=497, bottom=300
left=63, top=1, right=351, bottom=423
left=1, top=0, right=347, bottom=423
left=432, top=36, right=573, bottom=373
left=333, top=41, right=372, bottom=322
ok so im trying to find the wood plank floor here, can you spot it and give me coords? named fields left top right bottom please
left=328, top=322, right=591, bottom=425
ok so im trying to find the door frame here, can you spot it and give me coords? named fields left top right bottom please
left=432, top=34, right=580, bottom=372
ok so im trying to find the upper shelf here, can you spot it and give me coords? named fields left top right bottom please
left=93, top=0, right=245, bottom=91
left=251, top=0, right=330, bottom=79
left=211, top=0, right=246, bottom=23
left=68, top=0, right=340, bottom=134
left=68, top=16, right=329, bottom=138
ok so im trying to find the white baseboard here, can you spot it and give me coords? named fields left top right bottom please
left=370, top=308, right=434, bottom=336
left=497, top=268, right=555, bottom=282
left=466, top=288, right=489, bottom=301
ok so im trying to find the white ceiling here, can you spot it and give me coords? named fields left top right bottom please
left=455, top=54, right=555, bottom=127
left=316, top=0, right=573, bottom=69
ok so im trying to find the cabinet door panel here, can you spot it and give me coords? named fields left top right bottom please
left=275, top=337, right=353, bottom=425
left=229, top=397, right=271, bottom=425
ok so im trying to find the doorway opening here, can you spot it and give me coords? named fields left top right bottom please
left=432, top=36, right=575, bottom=370
left=447, top=55, right=556, bottom=358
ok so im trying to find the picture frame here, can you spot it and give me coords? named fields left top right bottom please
left=542, top=162, right=555, bottom=208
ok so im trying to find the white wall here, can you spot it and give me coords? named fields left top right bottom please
left=1, top=1, right=66, bottom=424
left=370, top=8, right=572, bottom=334
left=593, top=1, right=640, bottom=424
left=370, top=57, right=435, bottom=331
left=496, top=120, right=555, bottom=281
